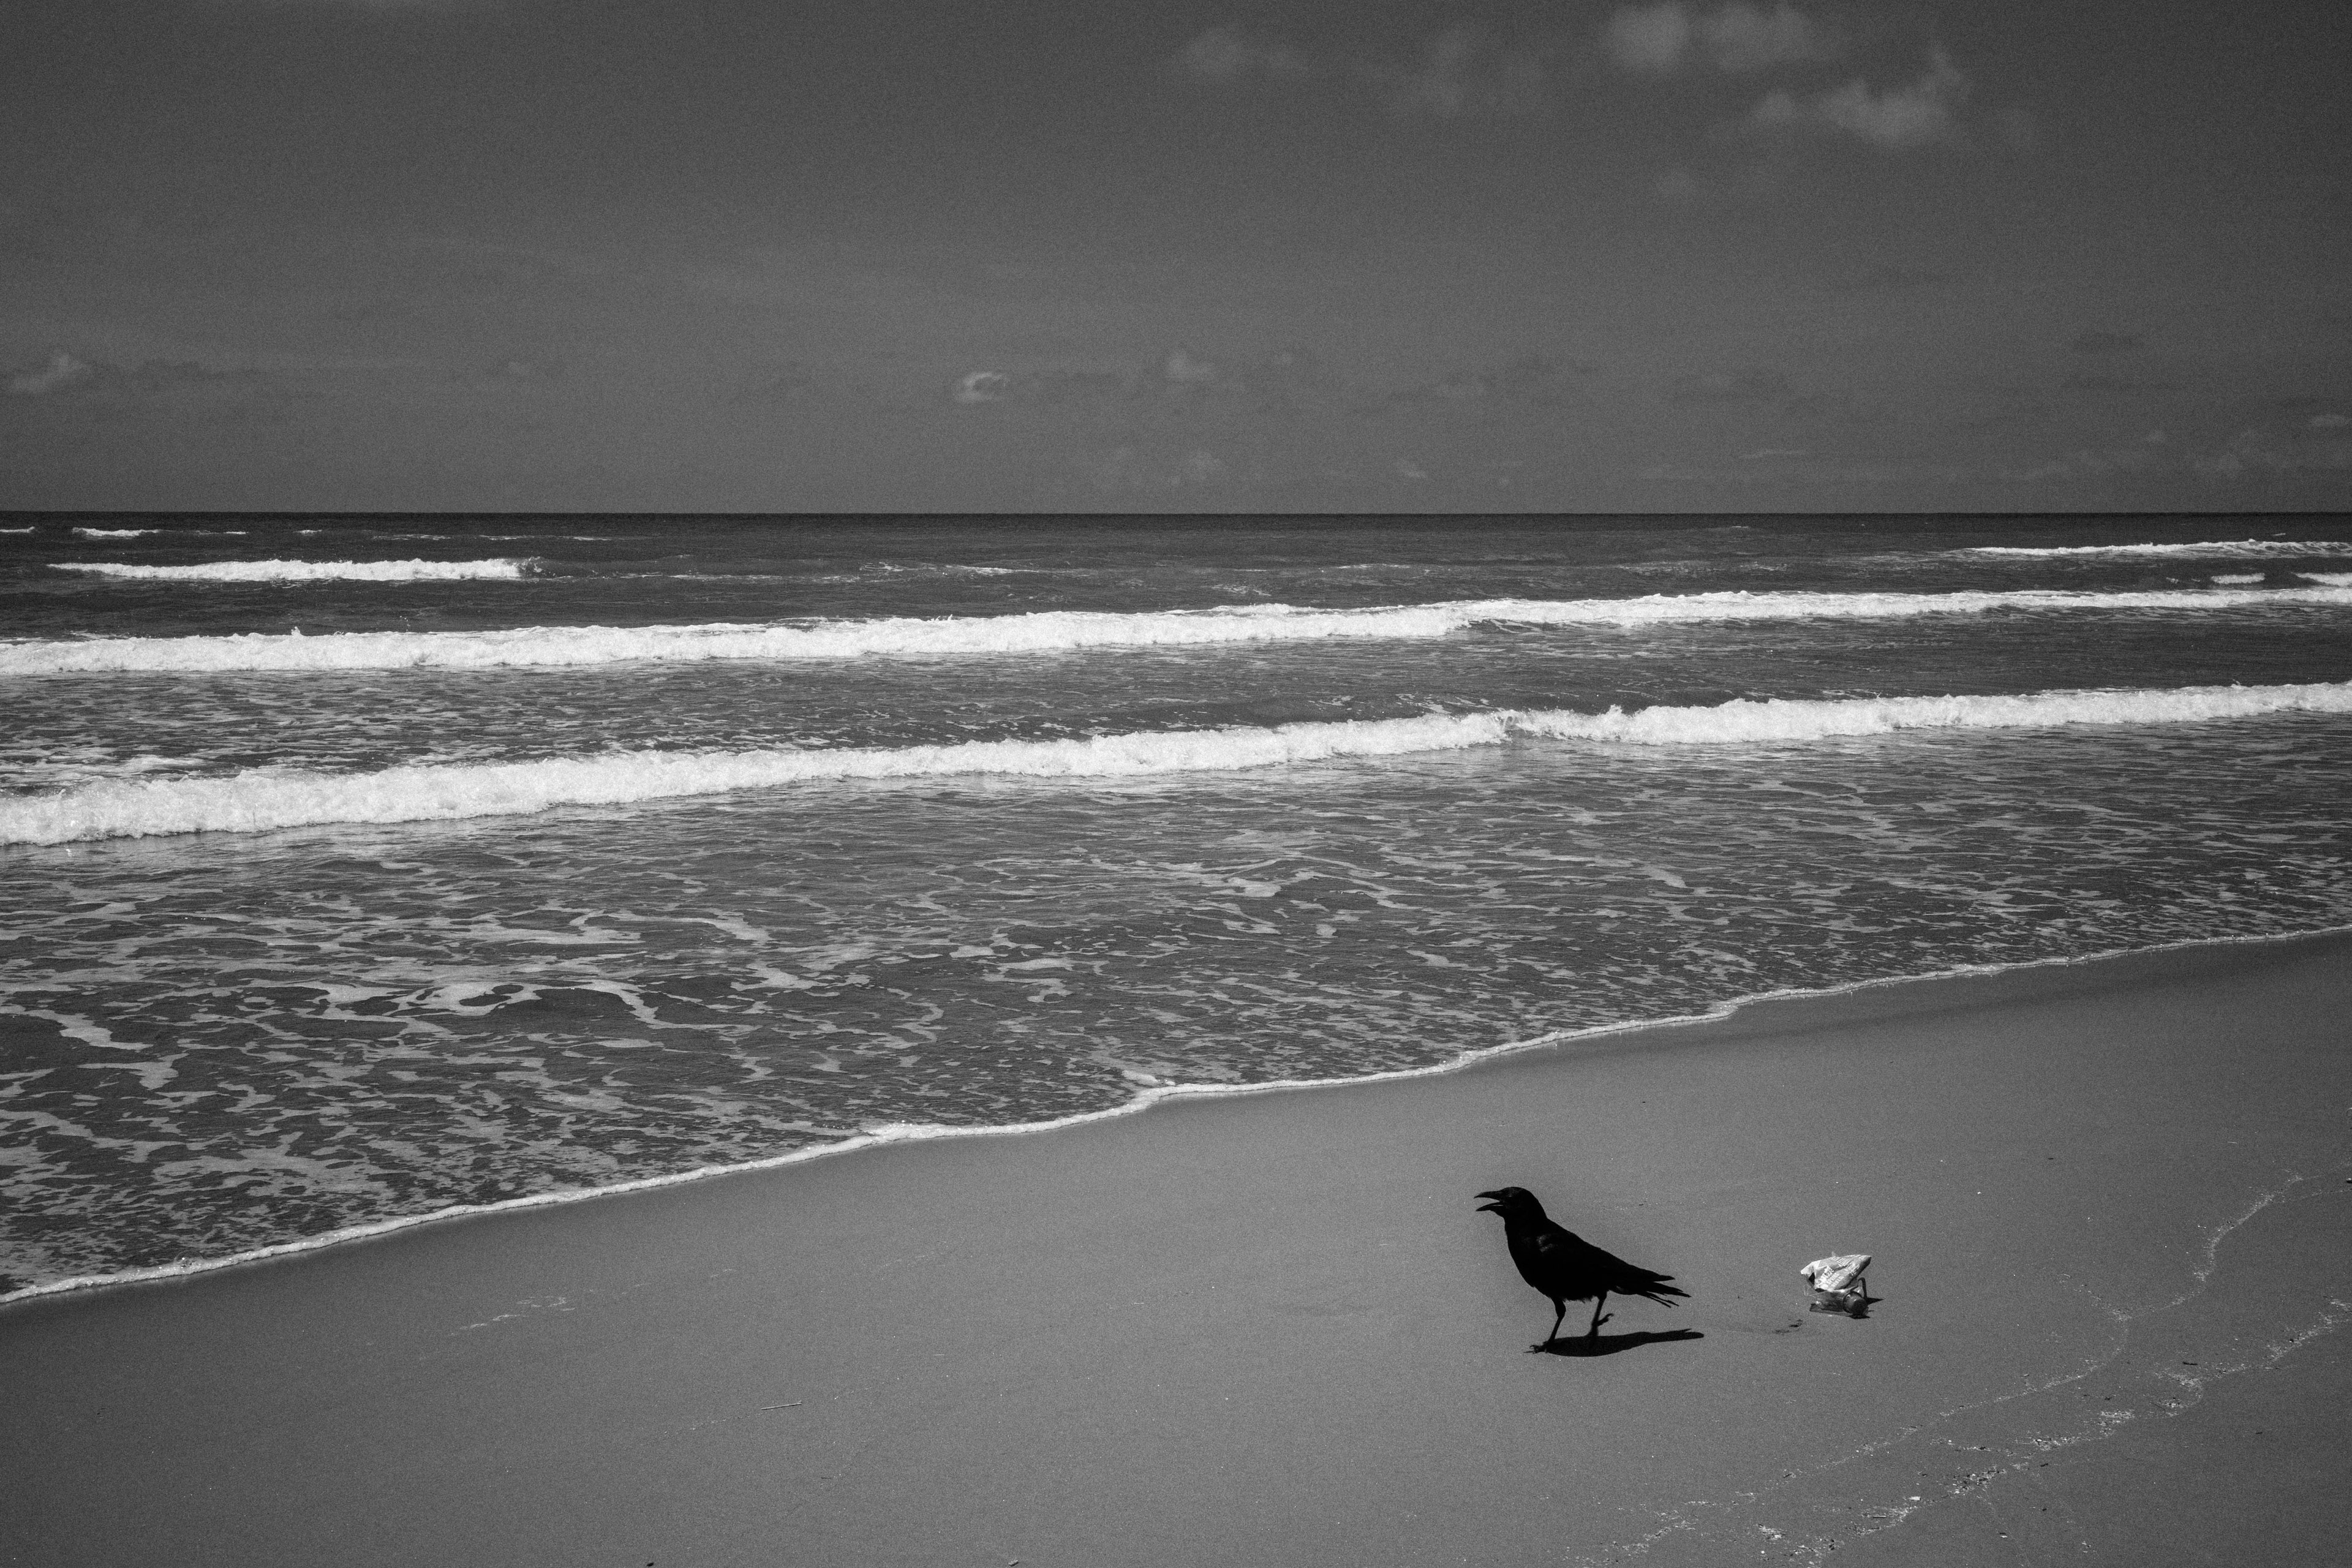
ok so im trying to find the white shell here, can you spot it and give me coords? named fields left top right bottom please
left=1800, top=1253, right=1871, bottom=1292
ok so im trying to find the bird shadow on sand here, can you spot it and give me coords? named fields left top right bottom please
left=1531, top=1329, right=1705, bottom=1358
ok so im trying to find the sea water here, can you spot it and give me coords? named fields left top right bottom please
left=4, top=514, right=2350, bottom=1298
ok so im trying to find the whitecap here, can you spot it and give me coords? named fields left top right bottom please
left=47, top=557, right=536, bottom=584
left=7, top=679, right=2348, bottom=846
left=1961, top=540, right=2350, bottom=559
left=7, top=585, right=2350, bottom=676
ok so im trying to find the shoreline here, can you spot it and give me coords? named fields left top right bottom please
left=4, top=925, right=2349, bottom=1566
left=7, top=921, right=2347, bottom=1311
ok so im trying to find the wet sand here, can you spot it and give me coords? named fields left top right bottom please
left=3, top=932, right=2348, bottom=1567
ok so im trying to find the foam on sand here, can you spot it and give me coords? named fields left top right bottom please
left=8, top=585, right=2351, bottom=676
left=46, top=557, right=535, bottom=583
left=7, top=679, right=2347, bottom=846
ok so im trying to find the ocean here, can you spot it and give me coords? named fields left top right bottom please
left=4, top=513, right=2351, bottom=1302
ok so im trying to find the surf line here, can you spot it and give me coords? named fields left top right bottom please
left=7, top=679, right=2350, bottom=846
left=9, top=585, right=2352, bottom=676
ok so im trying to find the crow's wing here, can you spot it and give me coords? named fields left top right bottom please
left=1520, top=1226, right=1610, bottom=1300
left=1532, top=1226, right=1687, bottom=1302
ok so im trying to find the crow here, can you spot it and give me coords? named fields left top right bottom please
left=1476, top=1186, right=1689, bottom=1349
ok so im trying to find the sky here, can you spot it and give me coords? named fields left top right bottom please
left=2, top=0, right=2348, bottom=513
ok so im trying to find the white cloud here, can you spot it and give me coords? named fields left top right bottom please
left=2193, top=427, right=2352, bottom=478
left=6, top=350, right=94, bottom=396
left=1605, top=4, right=1692, bottom=72
left=1169, top=26, right=1551, bottom=119
left=1702, top=3, right=1831, bottom=71
left=1169, top=25, right=1315, bottom=84
left=1752, top=47, right=1968, bottom=150
left=1607, top=2, right=1832, bottom=74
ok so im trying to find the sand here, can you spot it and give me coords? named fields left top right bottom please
left=4, top=932, right=2348, bottom=1567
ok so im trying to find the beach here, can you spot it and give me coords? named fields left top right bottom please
left=9, top=0, right=2352, bottom=1551
left=5, top=930, right=2346, bottom=1567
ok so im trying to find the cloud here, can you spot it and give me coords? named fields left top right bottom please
left=1, top=352, right=282, bottom=419
left=6, top=350, right=95, bottom=396
left=1751, top=47, right=1969, bottom=150
left=2193, top=427, right=2352, bottom=478
left=213, top=0, right=486, bottom=12
left=2062, top=372, right=2178, bottom=393
left=1605, top=4, right=1692, bottom=72
left=226, top=0, right=483, bottom=10
left=1361, top=29, right=1551, bottom=119
left=1167, top=26, right=1551, bottom=119
left=1605, top=2, right=1834, bottom=74
left=1083, top=444, right=1238, bottom=492
left=1387, top=353, right=1588, bottom=407
left=1705, top=2, right=1834, bottom=71
left=2069, top=329, right=2143, bottom=354
left=1168, top=25, right=1314, bottom=85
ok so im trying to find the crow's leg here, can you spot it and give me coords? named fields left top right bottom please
left=1587, top=1292, right=1611, bottom=1337
left=1532, top=1298, right=1567, bottom=1351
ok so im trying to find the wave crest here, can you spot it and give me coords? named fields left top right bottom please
left=9, top=586, right=2351, bottom=676
left=47, top=557, right=535, bottom=583
left=1961, top=540, right=2351, bottom=559
left=7, top=680, right=2347, bottom=846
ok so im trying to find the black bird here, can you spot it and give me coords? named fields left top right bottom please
left=1476, top=1186, right=1689, bottom=1349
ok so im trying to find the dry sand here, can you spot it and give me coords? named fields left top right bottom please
left=4, top=932, right=2349, bottom=1567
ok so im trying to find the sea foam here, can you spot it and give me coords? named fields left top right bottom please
left=7, top=680, right=2347, bottom=846
left=8, top=585, right=2351, bottom=676
left=47, top=557, right=535, bottom=583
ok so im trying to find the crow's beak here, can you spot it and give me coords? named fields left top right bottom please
left=1475, top=1191, right=1504, bottom=1212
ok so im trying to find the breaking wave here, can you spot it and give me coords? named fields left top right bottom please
left=1961, top=540, right=2351, bottom=560
left=71, top=527, right=159, bottom=538
left=9, top=585, right=2351, bottom=676
left=46, top=557, right=536, bottom=583
left=7, top=680, right=2347, bottom=846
